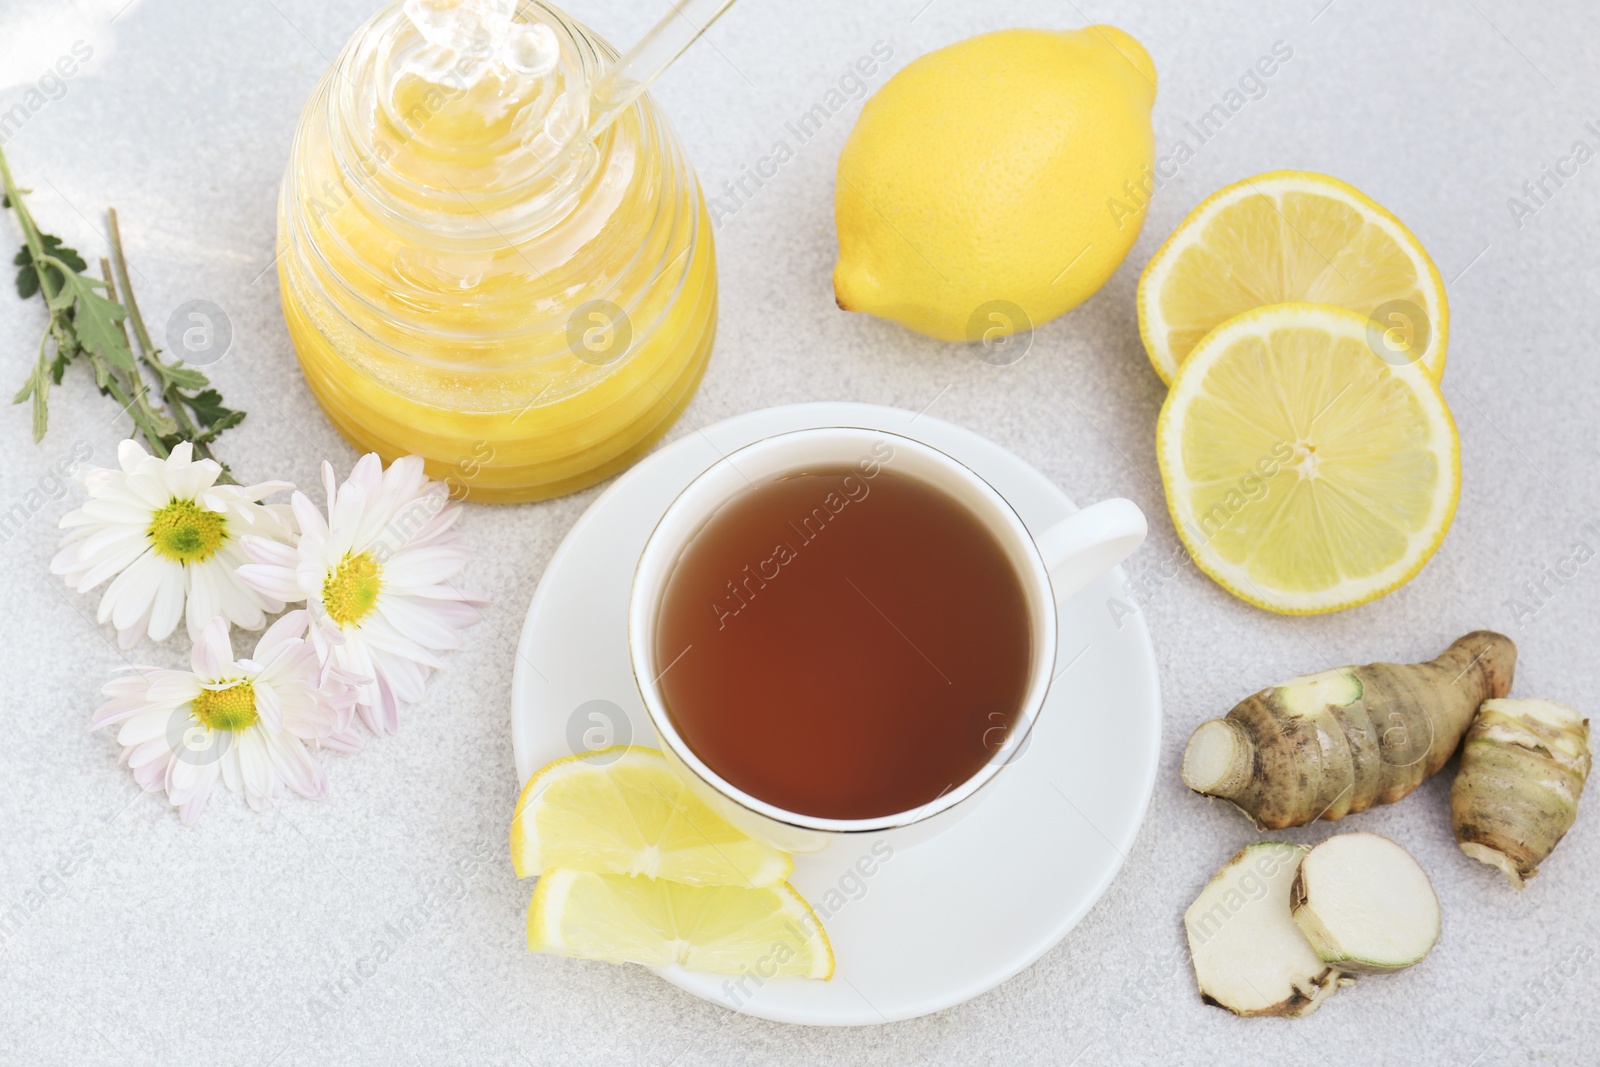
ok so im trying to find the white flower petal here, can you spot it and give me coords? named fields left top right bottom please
left=204, top=547, right=274, bottom=630
left=232, top=480, right=296, bottom=504
left=265, top=731, right=326, bottom=800
left=184, top=562, right=223, bottom=643
left=116, top=438, right=150, bottom=472
left=291, top=491, right=329, bottom=544
left=237, top=563, right=303, bottom=605
left=220, top=746, right=242, bottom=793
left=241, top=533, right=298, bottom=567
left=256, top=610, right=310, bottom=662
left=126, top=735, right=174, bottom=770
left=253, top=679, right=284, bottom=732
left=381, top=545, right=468, bottom=590
left=65, top=539, right=154, bottom=593
left=101, top=551, right=168, bottom=637
left=74, top=496, right=155, bottom=528
left=115, top=707, right=175, bottom=746
left=191, top=617, right=236, bottom=679
left=237, top=731, right=276, bottom=810
left=123, top=467, right=175, bottom=510
left=147, top=562, right=187, bottom=642
left=174, top=761, right=222, bottom=824
left=167, top=455, right=224, bottom=500
left=366, top=671, right=402, bottom=735
left=374, top=596, right=463, bottom=653
left=147, top=670, right=204, bottom=706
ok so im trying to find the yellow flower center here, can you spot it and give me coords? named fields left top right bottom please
left=148, top=498, right=228, bottom=564
left=191, top=680, right=258, bottom=732
left=323, top=552, right=382, bottom=627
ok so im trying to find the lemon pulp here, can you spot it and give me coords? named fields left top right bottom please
left=510, top=747, right=792, bottom=887
left=1139, top=171, right=1447, bottom=384
left=1157, top=303, right=1459, bottom=614
left=529, top=869, right=834, bottom=978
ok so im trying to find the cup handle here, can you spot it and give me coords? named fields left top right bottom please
left=1035, top=498, right=1147, bottom=604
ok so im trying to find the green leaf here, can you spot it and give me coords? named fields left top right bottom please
left=43, top=235, right=87, bottom=274
left=192, top=416, right=244, bottom=447
left=147, top=406, right=180, bottom=439
left=158, top=362, right=210, bottom=391
left=14, top=244, right=38, bottom=299
left=186, top=388, right=243, bottom=430
left=206, top=408, right=245, bottom=435
left=50, top=271, right=134, bottom=372
left=14, top=236, right=86, bottom=300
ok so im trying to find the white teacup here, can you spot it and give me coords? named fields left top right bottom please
left=628, top=427, right=1146, bottom=852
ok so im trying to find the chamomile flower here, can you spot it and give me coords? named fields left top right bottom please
left=238, top=454, right=484, bottom=736
left=51, top=440, right=296, bottom=649
left=93, top=613, right=363, bottom=823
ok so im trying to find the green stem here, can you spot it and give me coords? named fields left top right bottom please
left=0, top=144, right=49, bottom=289
left=105, top=212, right=154, bottom=352
left=106, top=209, right=218, bottom=471
left=97, top=256, right=172, bottom=458
left=3, top=144, right=62, bottom=440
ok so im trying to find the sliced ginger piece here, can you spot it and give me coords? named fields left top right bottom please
left=1290, top=832, right=1440, bottom=974
left=1185, top=841, right=1344, bottom=1017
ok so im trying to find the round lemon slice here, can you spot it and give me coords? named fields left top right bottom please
left=1156, top=303, right=1460, bottom=614
left=528, top=869, right=835, bottom=979
left=1138, top=171, right=1448, bottom=384
left=510, top=746, right=793, bottom=887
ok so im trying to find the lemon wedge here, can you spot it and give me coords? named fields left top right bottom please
left=528, top=869, right=835, bottom=979
left=1156, top=303, right=1460, bottom=614
left=510, top=746, right=793, bottom=888
left=1138, top=171, right=1448, bottom=384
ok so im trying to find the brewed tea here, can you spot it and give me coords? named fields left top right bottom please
left=654, top=461, right=1033, bottom=820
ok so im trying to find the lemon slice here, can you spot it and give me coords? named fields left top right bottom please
left=1138, top=171, right=1448, bottom=384
left=510, top=747, right=793, bottom=888
left=528, top=869, right=835, bottom=979
left=1156, top=303, right=1459, bottom=614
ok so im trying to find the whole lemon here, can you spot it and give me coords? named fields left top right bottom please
left=833, top=26, right=1157, bottom=342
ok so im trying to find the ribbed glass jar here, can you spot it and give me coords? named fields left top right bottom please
left=277, top=0, right=716, bottom=502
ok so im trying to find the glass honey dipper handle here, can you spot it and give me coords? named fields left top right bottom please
left=588, top=0, right=741, bottom=135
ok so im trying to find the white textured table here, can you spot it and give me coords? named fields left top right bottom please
left=1, top=0, right=1596, bottom=1063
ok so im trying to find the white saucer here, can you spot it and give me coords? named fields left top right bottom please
left=511, top=402, right=1161, bottom=1026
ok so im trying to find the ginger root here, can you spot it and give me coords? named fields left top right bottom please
left=1181, top=632, right=1517, bottom=829
left=1450, top=698, right=1591, bottom=888
left=1185, top=842, right=1345, bottom=1017
left=1289, top=832, right=1439, bottom=974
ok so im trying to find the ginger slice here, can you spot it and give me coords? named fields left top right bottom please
left=1290, top=832, right=1440, bottom=974
left=1185, top=842, right=1344, bottom=1017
